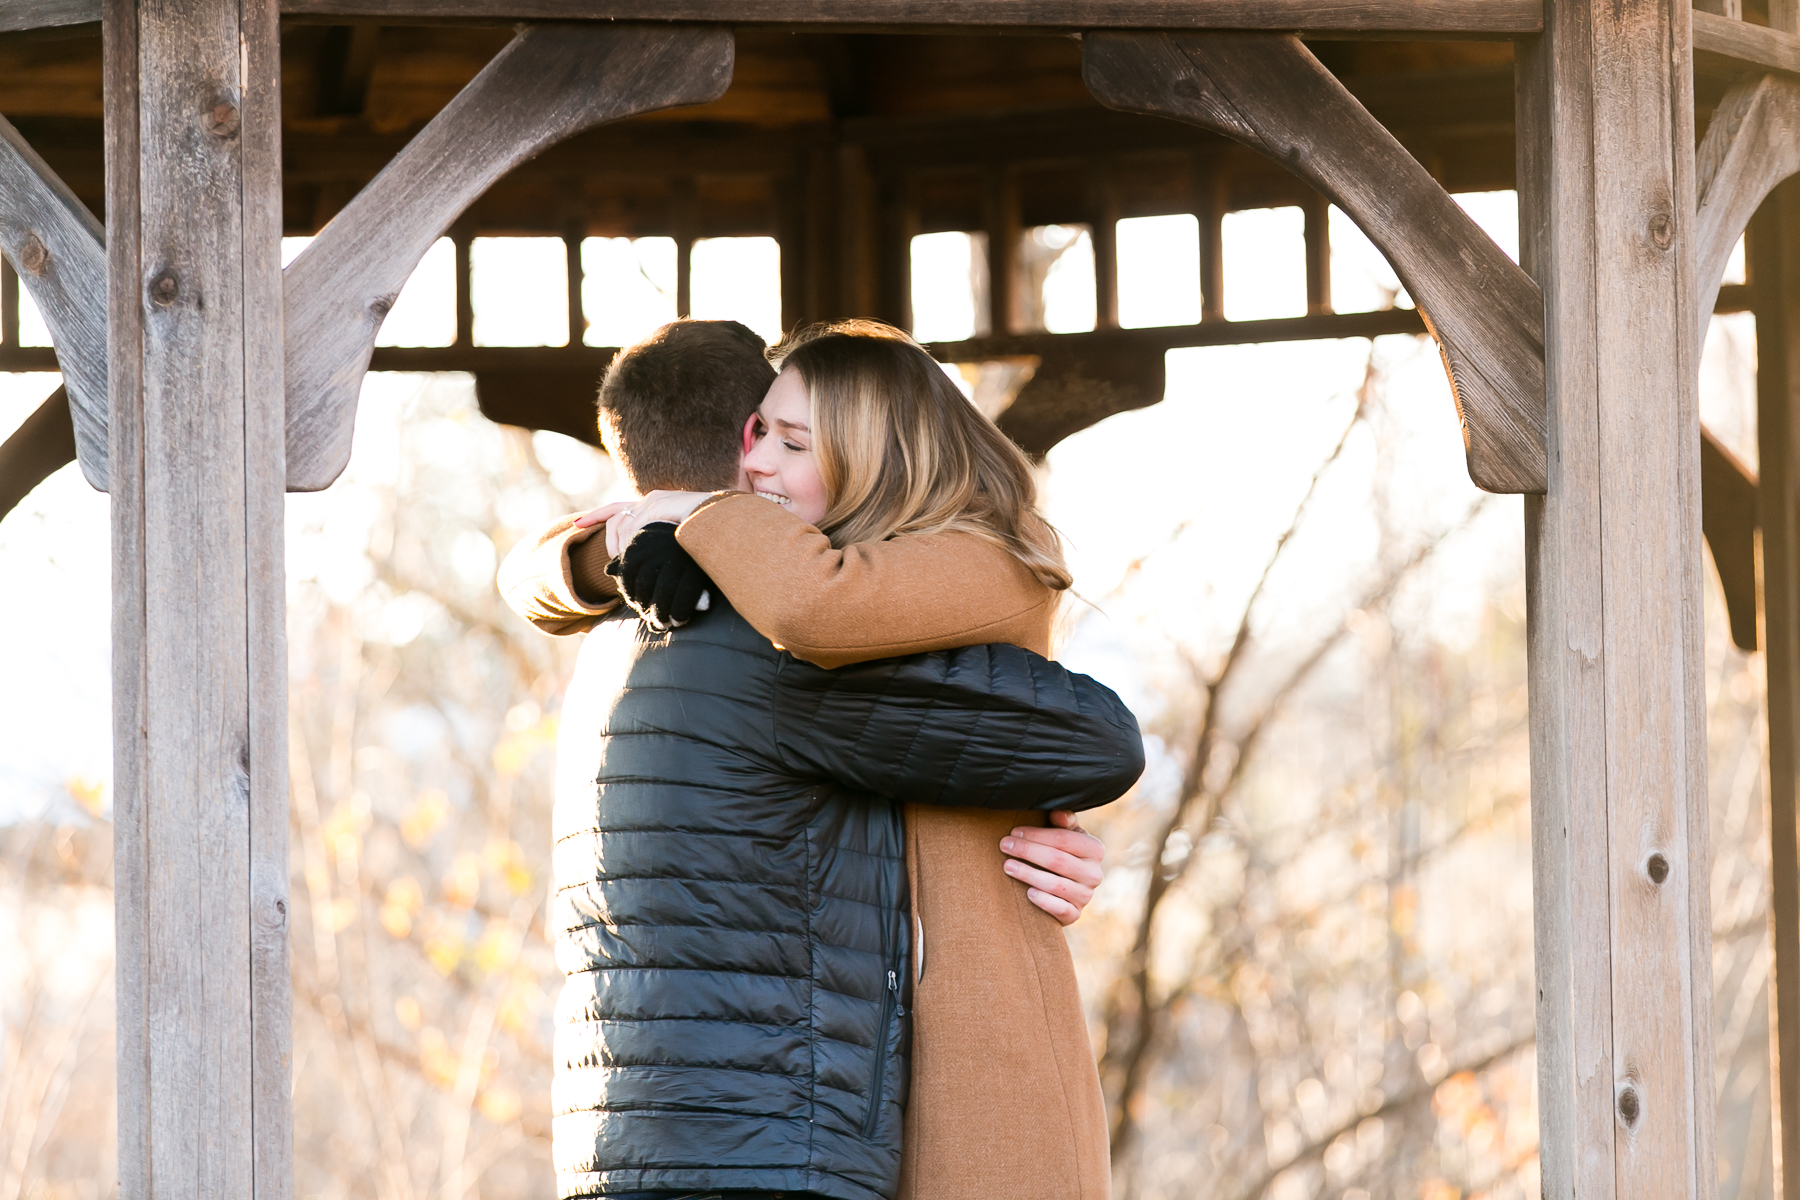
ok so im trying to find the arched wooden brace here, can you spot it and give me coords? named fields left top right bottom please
left=283, top=23, right=734, bottom=491
left=0, top=115, right=107, bottom=489
left=1696, top=73, right=1800, bottom=338
left=1082, top=31, right=1548, bottom=495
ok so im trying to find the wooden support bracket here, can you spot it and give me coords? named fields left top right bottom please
left=282, top=23, right=733, bottom=491
left=0, top=114, right=108, bottom=489
left=1696, top=73, right=1800, bottom=337
left=1083, top=31, right=1548, bottom=495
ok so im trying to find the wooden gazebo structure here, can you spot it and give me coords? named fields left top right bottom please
left=1, top=0, right=1797, bottom=1192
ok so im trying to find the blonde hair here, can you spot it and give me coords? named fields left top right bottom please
left=769, top=320, right=1071, bottom=591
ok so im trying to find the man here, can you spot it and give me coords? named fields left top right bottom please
left=499, top=320, right=1142, bottom=1200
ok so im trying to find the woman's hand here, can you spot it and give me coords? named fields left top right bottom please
left=1000, top=810, right=1105, bottom=926
left=575, top=490, right=715, bottom=558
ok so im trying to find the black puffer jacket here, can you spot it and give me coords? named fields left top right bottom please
left=551, top=602, right=1144, bottom=1200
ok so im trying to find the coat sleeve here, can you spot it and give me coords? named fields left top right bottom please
left=771, top=642, right=1145, bottom=812
left=496, top=512, right=623, bottom=636
left=675, top=492, right=1056, bottom=668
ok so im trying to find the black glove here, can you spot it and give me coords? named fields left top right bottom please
left=605, top=522, right=715, bottom=632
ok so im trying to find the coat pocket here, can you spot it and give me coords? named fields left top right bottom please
left=861, top=966, right=900, bottom=1138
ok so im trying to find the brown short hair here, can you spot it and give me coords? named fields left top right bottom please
left=597, top=319, right=775, bottom=491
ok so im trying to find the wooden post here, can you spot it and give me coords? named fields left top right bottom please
left=1303, top=191, right=1331, bottom=316
left=1196, top=160, right=1225, bottom=323
left=1517, top=0, right=1717, bottom=1195
left=1753, top=179, right=1800, bottom=1200
left=1091, top=165, right=1119, bottom=330
left=453, top=226, right=473, bottom=346
left=106, top=0, right=291, bottom=1196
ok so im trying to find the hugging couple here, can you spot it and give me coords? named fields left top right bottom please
left=498, top=318, right=1145, bottom=1200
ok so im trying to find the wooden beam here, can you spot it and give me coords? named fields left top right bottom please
left=1698, top=426, right=1759, bottom=652
left=1518, top=0, right=1716, bottom=1194
left=0, top=0, right=100, bottom=33
left=107, top=0, right=291, bottom=1196
left=282, top=23, right=734, bottom=491
left=277, top=0, right=1544, bottom=36
left=1751, top=178, right=1800, bottom=1200
left=1694, top=72, right=1800, bottom=338
left=1084, top=31, right=1547, bottom=493
left=1694, top=8, right=1800, bottom=77
left=0, top=111, right=107, bottom=489
left=0, top=385, right=74, bottom=518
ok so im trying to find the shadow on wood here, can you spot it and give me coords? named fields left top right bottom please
left=473, top=368, right=604, bottom=449
left=1702, top=425, right=1761, bottom=652
left=0, top=385, right=74, bottom=517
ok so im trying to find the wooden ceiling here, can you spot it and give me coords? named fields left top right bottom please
left=0, top=24, right=1523, bottom=238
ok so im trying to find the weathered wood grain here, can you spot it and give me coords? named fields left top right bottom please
left=1083, top=31, right=1547, bottom=494
left=0, top=0, right=100, bottom=32
left=1695, top=73, right=1800, bottom=339
left=282, top=23, right=733, bottom=490
left=278, top=0, right=1543, bottom=35
left=1751, top=183, right=1800, bottom=1200
left=110, top=0, right=288, bottom=1193
left=1520, top=0, right=1715, bottom=1193
left=101, top=2, right=148, bottom=1192
left=1694, top=8, right=1800, bottom=77
left=1516, top=15, right=1610, bottom=1191
left=241, top=0, right=292, bottom=1194
left=0, top=113, right=107, bottom=488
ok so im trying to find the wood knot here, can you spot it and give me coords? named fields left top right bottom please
left=149, top=270, right=179, bottom=306
left=1646, top=852, right=1670, bottom=884
left=1617, top=1085, right=1641, bottom=1126
left=18, top=233, right=47, bottom=276
left=1648, top=213, right=1674, bottom=252
left=369, top=295, right=394, bottom=320
left=208, top=101, right=241, bottom=138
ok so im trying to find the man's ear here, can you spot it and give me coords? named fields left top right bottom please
left=741, top=411, right=759, bottom=457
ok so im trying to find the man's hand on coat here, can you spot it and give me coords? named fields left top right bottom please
left=1000, top=810, right=1105, bottom=926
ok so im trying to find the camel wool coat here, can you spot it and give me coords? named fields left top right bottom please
left=496, top=494, right=1114, bottom=1200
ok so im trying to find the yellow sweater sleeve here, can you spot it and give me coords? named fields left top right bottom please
left=675, top=492, right=1054, bottom=667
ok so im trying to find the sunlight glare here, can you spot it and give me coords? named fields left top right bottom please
left=1117, top=214, right=1201, bottom=329
left=582, top=236, right=678, bottom=348
left=910, top=231, right=989, bottom=344
left=472, top=237, right=568, bottom=347
left=690, top=236, right=782, bottom=345
left=1223, top=206, right=1306, bottom=321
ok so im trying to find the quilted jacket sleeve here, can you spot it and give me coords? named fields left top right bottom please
left=771, top=642, right=1145, bottom=812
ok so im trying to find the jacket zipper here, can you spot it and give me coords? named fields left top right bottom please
left=861, top=967, right=900, bottom=1138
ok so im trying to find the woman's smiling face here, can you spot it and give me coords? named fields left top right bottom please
left=741, top=367, right=830, bottom=526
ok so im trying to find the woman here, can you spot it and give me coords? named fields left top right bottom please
left=592, top=320, right=1115, bottom=1200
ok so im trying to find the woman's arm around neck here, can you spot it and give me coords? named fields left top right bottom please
left=675, top=491, right=1057, bottom=667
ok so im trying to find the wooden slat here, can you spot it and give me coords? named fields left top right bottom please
left=1694, top=73, right=1800, bottom=339
left=278, top=0, right=1544, bottom=35
left=0, top=112, right=108, bottom=489
left=109, top=0, right=289, bottom=1193
left=282, top=23, right=733, bottom=491
left=1694, top=8, right=1800, bottom=77
left=102, top=2, right=148, bottom=1195
left=241, top=0, right=293, bottom=1193
left=1519, top=0, right=1716, bottom=1194
left=0, top=0, right=100, bottom=33
left=1751, top=180, right=1800, bottom=1200
left=1082, top=31, right=1547, bottom=494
